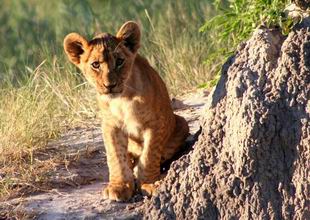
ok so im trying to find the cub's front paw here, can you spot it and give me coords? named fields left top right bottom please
left=140, top=182, right=160, bottom=197
left=102, top=182, right=134, bottom=202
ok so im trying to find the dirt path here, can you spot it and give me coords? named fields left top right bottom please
left=2, top=89, right=209, bottom=219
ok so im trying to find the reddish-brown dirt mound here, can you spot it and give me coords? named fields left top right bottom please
left=142, top=19, right=310, bottom=219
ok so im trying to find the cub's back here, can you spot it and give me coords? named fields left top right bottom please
left=132, top=54, right=173, bottom=113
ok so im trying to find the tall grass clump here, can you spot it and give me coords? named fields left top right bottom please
left=200, top=0, right=292, bottom=81
left=0, top=60, right=96, bottom=199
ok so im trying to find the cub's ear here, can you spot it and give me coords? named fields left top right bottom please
left=116, top=21, right=141, bottom=53
left=63, top=33, right=88, bottom=65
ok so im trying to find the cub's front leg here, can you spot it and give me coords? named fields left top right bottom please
left=102, top=125, right=135, bottom=201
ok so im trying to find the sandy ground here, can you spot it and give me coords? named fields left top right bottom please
left=2, top=89, right=209, bottom=220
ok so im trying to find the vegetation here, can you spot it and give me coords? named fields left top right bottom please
left=200, top=0, right=292, bottom=76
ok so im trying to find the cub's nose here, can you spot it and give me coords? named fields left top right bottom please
left=103, top=83, right=117, bottom=90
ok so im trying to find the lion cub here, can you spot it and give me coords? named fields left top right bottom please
left=64, top=21, right=189, bottom=201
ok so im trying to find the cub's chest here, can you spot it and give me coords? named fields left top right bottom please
left=101, top=97, right=150, bottom=137
left=108, top=98, right=138, bottom=121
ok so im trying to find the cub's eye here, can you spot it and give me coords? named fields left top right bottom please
left=115, top=58, right=124, bottom=68
left=91, top=61, right=100, bottom=69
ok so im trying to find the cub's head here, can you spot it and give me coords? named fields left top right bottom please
left=64, top=21, right=140, bottom=96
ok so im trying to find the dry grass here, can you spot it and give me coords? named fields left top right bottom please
left=0, top=61, right=96, bottom=199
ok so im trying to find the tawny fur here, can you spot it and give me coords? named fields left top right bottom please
left=63, top=21, right=189, bottom=201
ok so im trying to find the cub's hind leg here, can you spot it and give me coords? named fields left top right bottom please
left=135, top=116, right=189, bottom=196
left=162, top=114, right=189, bottom=162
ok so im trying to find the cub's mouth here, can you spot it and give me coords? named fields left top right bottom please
left=97, top=85, right=123, bottom=96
